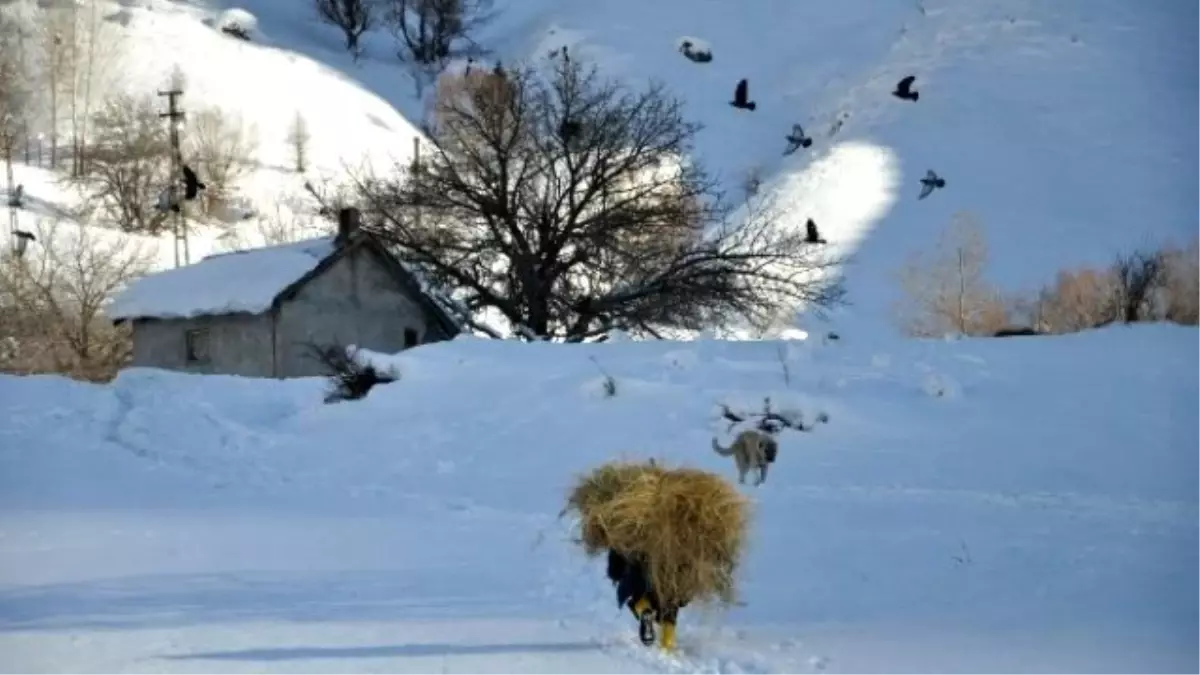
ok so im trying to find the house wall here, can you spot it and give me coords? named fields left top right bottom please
left=274, top=246, right=447, bottom=377
left=128, top=312, right=275, bottom=377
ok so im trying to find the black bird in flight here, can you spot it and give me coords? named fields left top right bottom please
left=892, top=75, right=919, bottom=101
left=730, top=78, right=756, bottom=111
left=783, top=123, right=813, bottom=155
left=918, top=169, right=945, bottom=200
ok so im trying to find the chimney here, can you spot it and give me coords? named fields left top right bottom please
left=336, top=207, right=360, bottom=246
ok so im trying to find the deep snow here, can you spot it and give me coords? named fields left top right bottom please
left=0, top=0, right=1196, bottom=671
left=0, top=325, right=1195, bottom=673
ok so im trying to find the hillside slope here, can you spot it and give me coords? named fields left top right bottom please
left=177, top=0, right=1198, bottom=334
left=5, top=0, right=1191, bottom=334
left=0, top=326, right=1196, bottom=672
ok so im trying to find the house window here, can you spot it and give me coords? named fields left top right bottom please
left=403, top=328, right=419, bottom=349
left=184, top=328, right=211, bottom=364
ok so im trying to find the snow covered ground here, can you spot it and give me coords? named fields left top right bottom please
left=1, top=325, right=1196, bottom=673
left=0, top=0, right=1194, bottom=671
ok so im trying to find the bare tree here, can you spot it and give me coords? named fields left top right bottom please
left=285, top=111, right=310, bottom=173
left=348, top=57, right=844, bottom=341
left=37, top=9, right=69, bottom=169
left=385, top=0, right=493, bottom=90
left=0, top=218, right=154, bottom=381
left=185, top=106, right=258, bottom=216
left=895, top=212, right=1007, bottom=337
left=1110, top=248, right=1166, bottom=324
left=71, top=94, right=172, bottom=233
left=0, top=12, right=33, bottom=167
left=315, top=0, right=373, bottom=58
left=37, top=1, right=123, bottom=176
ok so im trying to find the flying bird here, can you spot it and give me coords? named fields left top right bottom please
left=783, top=123, right=813, bottom=155
left=804, top=218, right=827, bottom=245
left=730, top=78, right=756, bottom=111
left=182, top=164, right=206, bottom=200
left=892, top=75, right=919, bottom=101
left=918, top=169, right=945, bottom=200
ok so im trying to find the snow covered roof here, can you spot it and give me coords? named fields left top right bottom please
left=108, top=236, right=338, bottom=321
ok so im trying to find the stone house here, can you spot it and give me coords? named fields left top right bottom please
left=108, top=210, right=460, bottom=378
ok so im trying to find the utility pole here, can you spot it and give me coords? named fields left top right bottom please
left=157, top=87, right=187, bottom=267
left=412, top=136, right=421, bottom=231
left=5, top=143, right=16, bottom=251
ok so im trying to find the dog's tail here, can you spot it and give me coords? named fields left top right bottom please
left=711, top=437, right=736, bottom=456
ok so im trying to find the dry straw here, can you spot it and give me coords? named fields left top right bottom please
left=563, top=459, right=751, bottom=608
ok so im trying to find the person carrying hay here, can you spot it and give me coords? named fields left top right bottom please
left=605, top=547, right=690, bottom=647
left=563, top=460, right=750, bottom=650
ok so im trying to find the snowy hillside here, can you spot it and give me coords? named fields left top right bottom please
left=0, top=1, right=1195, bottom=671
left=5, top=0, right=1192, bottom=334
left=0, top=326, right=1196, bottom=672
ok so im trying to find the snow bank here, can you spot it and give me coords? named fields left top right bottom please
left=0, top=325, right=1194, bottom=672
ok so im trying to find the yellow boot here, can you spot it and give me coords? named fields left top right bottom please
left=631, top=596, right=653, bottom=618
left=659, top=620, right=677, bottom=651
left=632, top=597, right=656, bottom=646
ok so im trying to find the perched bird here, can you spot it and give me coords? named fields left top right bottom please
left=182, top=164, right=206, bottom=200
left=892, top=75, right=919, bottom=102
left=730, top=78, right=756, bottom=111
left=783, top=123, right=812, bottom=155
left=918, top=169, right=945, bottom=200
left=804, top=218, right=827, bottom=245
left=559, top=118, right=582, bottom=143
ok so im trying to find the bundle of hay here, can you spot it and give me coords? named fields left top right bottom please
left=563, top=460, right=750, bottom=608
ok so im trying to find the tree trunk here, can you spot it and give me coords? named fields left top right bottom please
left=956, top=248, right=966, bottom=334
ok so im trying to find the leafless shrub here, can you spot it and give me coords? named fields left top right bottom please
left=304, top=340, right=396, bottom=402
left=894, top=212, right=1009, bottom=337
left=0, top=219, right=154, bottom=381
left=588, top=355, right=617, bottom=397
left=1041, top=266, right=1119, bottom=333
left=186, top=106, right=258, bottom=217
left=71, top=93, right=172, bottom=233
left=1160, top=238, right=1199, bottom=325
